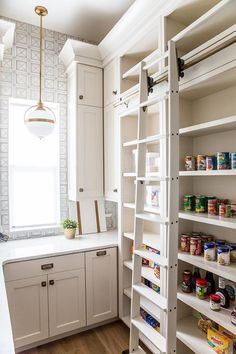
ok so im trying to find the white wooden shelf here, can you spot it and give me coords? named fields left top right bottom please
left=123, top=203, right=160, bottom=215
left=124, top=287, right=161, bottom=322
left=179, top=211, right=236, bottom=229
left=123, top=139, right=137, bottom=147
left=136, top=212, right=168, bottom=224
left=179, top=115, right=236, bottom=137
left=178, top=251, right=236, bottom=283
left=172, top=0, right=236, bottom=53
left=123, top=231, right=161, bottom=250
left=123, top=134, right=165, bottom=147
left=123, top=260, right=160, bottom=286
left=123, top=172, right=136, bottom=177
left=133, top=283, right=167, bottom=310
left=179, top=170, right=236, bottom=177
left=177, top=286, right=236, bottom=335
left=177, top=316, right=213, bottom=354
left=134, top=249, right=167, bottom=268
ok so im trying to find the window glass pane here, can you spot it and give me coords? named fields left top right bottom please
left=9, top=99, right=60, bottom=229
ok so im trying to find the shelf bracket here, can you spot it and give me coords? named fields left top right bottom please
left=147, top=76, right=154, bottom=94
left=177, top=57, right=185, bottom=80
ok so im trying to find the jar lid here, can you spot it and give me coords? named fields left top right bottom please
left=183, top=270, right=191, bottom=274
left=210, top=294, right=221, bottom=302
left=196, top=278, right=207, bottom=286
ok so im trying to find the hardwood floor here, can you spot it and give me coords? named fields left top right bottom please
left=20, top=321, right=152, bottom=354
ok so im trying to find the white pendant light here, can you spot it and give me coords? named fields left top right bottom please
left=24, top=6, right=56, bottom=139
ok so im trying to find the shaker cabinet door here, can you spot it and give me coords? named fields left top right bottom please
left=78, top=64, right=102, bottom=107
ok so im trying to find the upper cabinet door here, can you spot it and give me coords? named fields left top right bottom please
left=6, top=276, right=48, bottom=348
left=48, top=269, right=86, bottom=337
left=76, top=105, right=103, bottom=199
left=86, top=247, right=117, bottom=326
left=104, top=58, right=119, bottom=107
left=77, top=64, right=102, bottom=107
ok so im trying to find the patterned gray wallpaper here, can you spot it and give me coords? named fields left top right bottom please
left=0, top=17, right=117, bottom=239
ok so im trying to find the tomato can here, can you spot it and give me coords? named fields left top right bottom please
left=219, top=204, right=226, bottom=217
left=206, top=155, right=217, bottom=171
left=184, top=195, right=195, bottom=211
left=195, top=195, right=206, bottom=213
left=190, top=237, right=202, bottom=256
left=197, top=155, right=206, bottom=171
left=231, top=153, right=236, bottom=170
left=180, top=234, right=190, bottom=252
left=217, top=152, right=230, bottom=170
left=216, top=199, right=228, bottom=214
left=185, top=156, right=195, bottom=171
left=207, top=198, right=217, bottom=215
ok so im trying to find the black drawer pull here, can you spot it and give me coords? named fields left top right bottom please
left=113, top=188, right=118, bottom=193
left=41, top=263, right=54, bottom=270
left=79, top=95, right=84, bottom=100
left=112, top=90, right=117, bottom=95
left=96, top=250, right=107, bottom=257
left=41, top=281, right=47, bottom=287
left=49, top=280, right=54, bottom=285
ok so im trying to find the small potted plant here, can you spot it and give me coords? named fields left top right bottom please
left=62, top=218, right=78, bottom=239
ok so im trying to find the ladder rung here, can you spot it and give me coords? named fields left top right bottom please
left=137, top=176, right=168, bottom=182
left=134, top=249, right=168, bottom=268
left=123, top=139, right=138, bottom=147
left=123, top=261, right=160, bottom=286
left=133, top=283, right=167, bottom=310
left=143, top=51, right=168, bottom=71
left=131, top=316, right=167, bottom=353
left=140, top=93, right=168, bottom=109
left=136, top=213, right=168, bottom=224
left=138, top=134, right=166, bottom=144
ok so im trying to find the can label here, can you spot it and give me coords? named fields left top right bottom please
left=197, top=155, right=206, bottom=171
left=217, top=152, right=230, bottom=170
left=219, top=204, right=226, bottom=217
left=195, top=196, right=206, bottom=213
left=208, top=198, right=217, bottom=215
left=185, top=156, right=195, bottom=171
left=206, top=156, right=216, bottom=171
left=184, top=195, right=195, bottom=211
left=231, top=153, right=236, bottom=169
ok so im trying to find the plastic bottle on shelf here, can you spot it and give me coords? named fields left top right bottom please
left=215, top=277, right=230, bottom=309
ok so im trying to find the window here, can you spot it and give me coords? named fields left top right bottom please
left=9, top=98, right=60, bottom=231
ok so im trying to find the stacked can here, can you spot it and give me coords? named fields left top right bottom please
left=217, top=152, right=230, bottom=170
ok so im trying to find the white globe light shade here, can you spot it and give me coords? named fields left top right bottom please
left=24, top=104, right=56, bottom=139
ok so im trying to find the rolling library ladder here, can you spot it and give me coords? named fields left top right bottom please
left=122, top=40, right=181, bottom=354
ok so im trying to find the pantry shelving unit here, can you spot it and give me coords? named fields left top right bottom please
left=117, top=1, right=236, bottom=353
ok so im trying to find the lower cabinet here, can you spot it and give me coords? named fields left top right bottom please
left=5, top=247, right=117, bottom=349
left=48, top=269, right=86, bottom=336
left=86, top=247, right=117, bottom=325
left=6, top=275, right=49, bottom=348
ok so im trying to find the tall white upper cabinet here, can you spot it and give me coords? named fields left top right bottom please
left=60, top=40, right=103, bottom=200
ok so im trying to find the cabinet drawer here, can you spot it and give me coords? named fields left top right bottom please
left=4, top=253, right=85, bottom=281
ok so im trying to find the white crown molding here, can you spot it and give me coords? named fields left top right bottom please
left=0, top=19, right=15, bottom=60
left=59, top=38, right=102, bottom=69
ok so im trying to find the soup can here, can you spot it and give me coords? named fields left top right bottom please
left=180, top=234, right=190, bottom=252
left=185, top=156, right=195, bottom=171
left=204, top=242, right=216, bottom=261
left=230, top=244, right=236, bottom=262
left=201, top=235, right=214, bottom=252
left=231, top=203, right=236, bottom=218
left=217, top=199, right=228, bottom=214
left=219, top=204, right=226, bottom=217
left=190, top=237, right=202, bottom=256
left=206, top=155, right=217, bottom=171
left=217, top=245, right=230, bottom=266
left=197, top=155, right=206, bottom=171
left=217, top=152, right=230, bottom=170
left=226, top=205, right=231, bottom=218
left=215, top=239, right=226, bottom=247
left=231, top=153, right=236, bottom=169
left=184, top=195, right=195, bottom=211
left=195, top=195, right=206, bottom=213
left=208, top=198, right=217, bottom=215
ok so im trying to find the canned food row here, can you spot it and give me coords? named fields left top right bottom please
left=183, top=195, right=236, bottom=217
left=180, top=232, right=236, bottom=266
left=185, top=152, right=236, bottom=171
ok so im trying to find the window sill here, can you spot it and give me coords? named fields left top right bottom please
left=10, top=224, right=61, bottom=233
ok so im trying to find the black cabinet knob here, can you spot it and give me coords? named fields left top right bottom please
left=112, top=90, right=117, bottom=95
left=79, top=95, right=84, bottom=100
left=113, top=188, right=118, bottom=193
left=49, top=280, right=54, bottom=285
left=41, top=281, right=47, bottom=287
left=79, top=188, right=84, bottom=192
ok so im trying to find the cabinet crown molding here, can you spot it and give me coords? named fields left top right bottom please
left=59, top=39, right=102, bottom=70
left=0, top=19, right=15, bottom=61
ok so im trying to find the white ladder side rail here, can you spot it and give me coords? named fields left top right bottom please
left=129, top=61, right=149, bottom=353
left=165, top=40, right=179, bottom=354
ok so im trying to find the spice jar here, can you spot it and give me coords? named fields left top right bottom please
left=196, top=278, right=207, bottom=299
left=231, top=307, right=236, bottom=326
left=182, top=270, right=192, bottom=293
left=210, top=294, right=221, bottom=311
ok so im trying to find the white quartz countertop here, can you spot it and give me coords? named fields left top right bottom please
left=0, top=230, right=118, bottom=354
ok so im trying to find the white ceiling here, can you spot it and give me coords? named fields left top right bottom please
left=0, top=0, right=136, bottom=43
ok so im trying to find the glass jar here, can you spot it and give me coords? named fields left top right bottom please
left=210, top=294, right=221, bottom=311
left=196, top=278, right=207, bottom=300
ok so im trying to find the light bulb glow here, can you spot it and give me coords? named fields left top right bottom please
left=24, top=103, right=56, bottom=139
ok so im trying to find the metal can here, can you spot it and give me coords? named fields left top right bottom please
left=217, top=199, right=228, bottom=214
left=208, top=198, right=217, bottom=215
left=183, top=195, right=195, bottom=211
left=230, top=244, right=236, bottom=262
left=197, top=155, right=206, bottom=171
left=206, top=155, right=217, bottom=171
left=190, top=237, right=202, bottom=256
left=182, top=270, right=192, bottom=293
left=231, top=203, right=236, bottom=218
left=215, top=239, right=226, bottom=247
left=217, top=152, right=230, bottom=170
left=185, top=156, right=195, bottom=171
left=231, top=153, right=236, bottom=170
left=219, top=204, right=226, bottom=217
left=195, top=195, right=206, bottom=213
left=180, top=234, right=190, bottom=252
left=226, top=204, right=231, bottom=218
left=217, top=245, right=230, bottom=266
left=204, top=242, right=216, bottom=261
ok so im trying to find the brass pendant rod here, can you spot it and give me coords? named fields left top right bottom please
left=39, top=13, right=43, bottom=105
